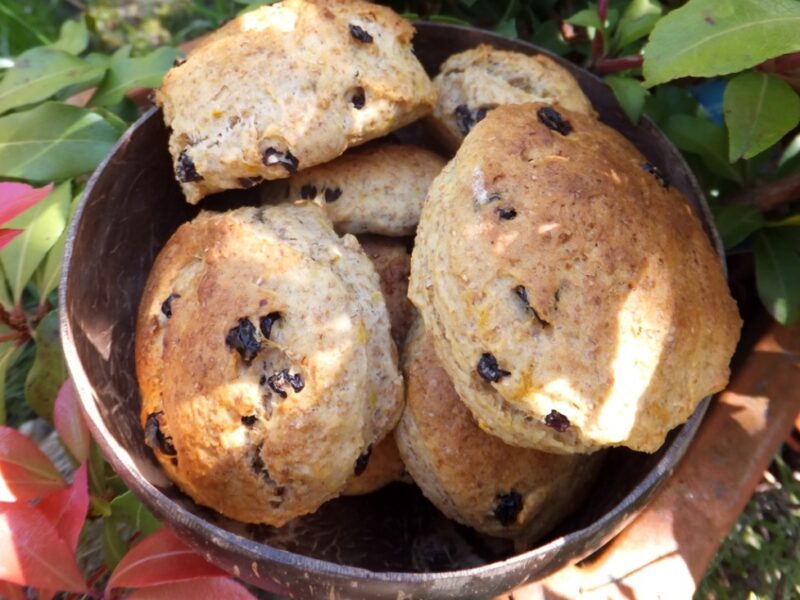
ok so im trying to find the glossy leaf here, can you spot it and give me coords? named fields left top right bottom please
left=0, top=182, right=53, bottom=227
left=605, top=74, right=648, bottom=122
left=103, top=516, right=127, bottom=571
left=25, top=310, right=67, bottom=421
left=662, top=114, right=743, bottom=184
left=567, top=7, right=602, bottom=30
left=49, top=19, right=89, bottom=55
left=614, top=0, right=662, bottom=51
left=90, top=46, right=182, bottom=107
left=754, top=230, right=800, bottom=325
left=110, top=491, right=161, bottom=536
left=35, top=188, right=80, bottom=303
left=107, top=528, right=227, bottom=591
left=0, top=47, right=105, bottom=115
left=643, top=0, right=800, bottom=87
left=713, top=203, right=765, bottom=250
left=724, top=71, right=800, bottom=161
left=53, top=379, right=89, bottom=463
left=0, top=425, right=64, bottom=501
left=0, top=502, right=86, bottom=592
left=127, top=577, right=257, bottom=600
left=36, top=463, right=89, bottom=552
left=0, top=102, right=119, bottom=183
left=0, top=181, right=69, bottom=305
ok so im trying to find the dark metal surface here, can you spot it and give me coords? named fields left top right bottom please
left=61, top=23, right=718, bottom=600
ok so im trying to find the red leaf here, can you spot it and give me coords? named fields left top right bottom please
left=0, top=426, right=64, bottom=502
left=106, top=528, right=227, bottom=592
left=0, top=182, right=53, bottom=227
left=0, top=229, right=22, bottom=250
left=53, top=380, right=90, bottom=463
left=0, top=580, right=26, bottom=600
left=0, top=502, right=86, bottom=592
left=126, top=577, right=257, bottom=600
left=36, top=463, right=89, bottom=552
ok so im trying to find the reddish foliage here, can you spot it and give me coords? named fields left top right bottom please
left=0, top=580, right=26, bottom=600
left=53, top=380, right=90, bottom=463
left=0, top=426, right=64, bottom=502
left=0, top=229, right=22, bottom=251
left=125, top=576, right=257, bottom=600
left=0, top=182, right=53, bottom=226
left=36, top=463, right=89, bottom=552
left=0, top=502, right=86, bottom=592
left=106, top=528, right=227, bottom=592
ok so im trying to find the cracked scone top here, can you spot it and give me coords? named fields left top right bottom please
left=409, top=103, right=741, bottom=454
left=135, top=203, right=402, bottom=525
left=155, top=0, right=437, bottom=204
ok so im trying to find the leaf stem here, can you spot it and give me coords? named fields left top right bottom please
left=594, top=55, right=644, bottom=74
left=731, top=170, right=800, bottom=212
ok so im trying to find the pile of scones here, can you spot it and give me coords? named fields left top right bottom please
left=135, top=0, right=742, bottom=543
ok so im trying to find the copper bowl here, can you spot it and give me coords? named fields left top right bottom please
left=61, top=23, right=720, bottom=599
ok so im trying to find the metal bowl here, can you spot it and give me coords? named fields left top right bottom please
left=61, top=23, right=719, bottom=600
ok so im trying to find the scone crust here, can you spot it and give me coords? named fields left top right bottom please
left=156, top=0, right=437, bottom=203
left=430, top=44, right=594, bottom=151
left=396, top=318, right=601, bottom=540
left=136, top=204, right=402, bottom=525
left=409, top=103, right=741, bottom=453
left=284, top=144, right=447, bottom=236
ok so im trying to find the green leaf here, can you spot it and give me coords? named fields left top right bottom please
left=531, top=19, right=569, bottom=56
left=110, top=491, right=161, bottom=536
left=662, top=114, right=743, bottom=184
left=766, top=216, right=800, bottom=229
left=90, top=46, right=181, bottom=107
left=493, top=18, right=518, bottom=38
left=0, top=102, right=119, bottom=182
left=88, top=440, right=106, bottom=496
left=0, top=181, right=69, bottom=304
left=643, top=0, right=800, bottom=87
left=0, top=333, right=23, bottom=424
left=34, top=189, right=81, bottom=304
left=605, top=74, right=648, bottom=122
left=49, top=18, right=89, bottom=55
left=724, top=71, right=800, bottom=161
left=567, top=7, right=603, bottom=30
left=0, top=47, right=106, bottom=115
left=754, top=230, right=800, bottom=325
left=103, top=516, right=127, bottom=570
left=713, top=203, right=765, bottom=249
left=614, top=0, right=662, bottom=51
left=777, top=132, right=800, bottom=177
left=24, top=309, right=67, bottom=421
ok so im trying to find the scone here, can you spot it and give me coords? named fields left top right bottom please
left=136, top=203, right=403, bottom=525
left=409, top=103, right=741, bottom=454
left=342, top=434, right=406, bottom=496
left=396, top=317, right=602, bottom=541
left=282, top=143, right=447, bottom=236
left=429, top=44, right=593, bottom=151
left=357, top=235, right=413, bottom=350
left=155, top=0, right=437, bottom=203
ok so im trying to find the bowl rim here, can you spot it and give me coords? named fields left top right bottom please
left=60, top=21, right=716, bottom=584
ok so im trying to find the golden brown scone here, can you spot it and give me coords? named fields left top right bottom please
left=409, top=103, right=741, bottom=454
left=155, top=0, right=437, bottom=204
left=282, top=144, right=447, bottom=236
left=429, top=45, right=594, bottom=152
left=136, top=203, right=402, bottom=525
left=357, top=235, right=413, bottom=350
left=396, top=318, right=601, bottom=541
left=342, top=434, right=406, bottom=496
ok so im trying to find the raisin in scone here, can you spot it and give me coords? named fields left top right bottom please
left=429, top=45, right=593, bottom=151
left=155, top=0, right=437, bottom=204
left=136, top=203, right=402, bottom=525
left=342, top=434, right=406, bottom=495
left=409, top=103, right=741, bottom=454
left=280, top=144, right=446, bottom=236
left=396, top=318, right=601, bottom=540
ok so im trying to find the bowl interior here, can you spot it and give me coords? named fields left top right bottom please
left=61, top=22, right=716, bottom=598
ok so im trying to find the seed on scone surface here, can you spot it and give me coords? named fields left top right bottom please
left=477, top=352, right=511, bottom=382
left=537, top=106, right=572, bottom=135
